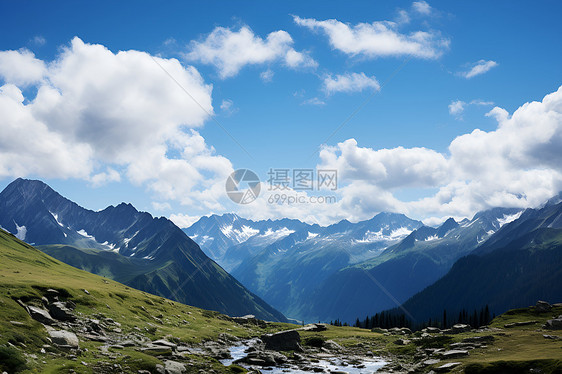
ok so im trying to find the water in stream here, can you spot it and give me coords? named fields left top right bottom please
left=220, top=341, right=388, bottom=373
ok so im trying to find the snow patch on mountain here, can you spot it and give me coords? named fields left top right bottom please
left=262, top=227, right=295, bottom=239
left=49, top=211, right=64, bottom=227
left=123, top=231, right=139, bottom=247
left=77, top=229, right=94, bottom=239
left=425, top=235, right=439, bottom=241
left=356, top=227, right=413, bottom=243
left=221, top=224, right=260, bottom=243
left=389, top=227, right=413, bottom=240
left=307, top=232, right=319, bottom=240
left=497, top=211, right=523, bottom=228
left=101, top=241, right=117, bottom=251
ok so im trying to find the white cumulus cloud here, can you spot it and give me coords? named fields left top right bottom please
left=293, top=15, right=449, bottom=59
left=318, top=86, right=562, bottom=222
left=461, top=60, right=498, bottom=79
left=0, top=37, right=233, bottom=211
left=323, top=72, right=380, bottom=95
left=412, top=1, right=432, bottom=15
left=186, top=25, right=317, bottom=79
left=0, top=49, right=46, bottom=86
left=449, top=100, right=465, bottom=117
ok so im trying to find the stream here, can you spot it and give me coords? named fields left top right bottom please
left=220, top=340, right=388, bottom=373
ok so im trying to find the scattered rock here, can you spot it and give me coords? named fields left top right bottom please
left=435, top=362, right=461, bottom=372
left=323, top=340, right=343, bottom=352
left=48, top=330, right=79, bottom=349
left=535, top=300, right=552, bottom=312
left=27, top=305, right=56, bottom=325
left=49, top=301, right=76, bottom=321
left=437, top=349, right=469, bottom=359
left=394, top=338, right=411, bottom=345
left=152, top=339, right=177, bottom=349
left=449, top=342, right=476, bottom=350
left=82, top=289, right=90, bottom=295
left=232, top=314, right=268, bottom=328
left=234, top=350, right=287, bottom=367
left=203, top=341, right=230, bottom=359
left=545, top=317, right=562, bottom=330
left=423, top=359, right=441, bottom=365
left=543, top=334, right=560, bottom=340
left=261, top=329, right=302, bottom=352
left=163, top=360, right=186, bottom=374
left=504, top=320, right=538, bottom=328
left=300, top=323, right=328, bottom=332
left=141, top=345, right=173, bottom=355
left=451, top=324, right=471, bottom=333
left=424, top=326, right=441, bottom=333
left=462, top=335, right=495, bottom=344
left=9, top=321, right=25, bottom=326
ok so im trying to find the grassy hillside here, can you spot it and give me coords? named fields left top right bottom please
left=0, top=229, right=292, bottom=373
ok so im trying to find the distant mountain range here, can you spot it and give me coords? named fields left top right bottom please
left=185, top=204, right=539, bottom=323
left=0, top=178, right=286, bottom=322
left=395, top=196, right=562, bottom=324
left=186, top=212, right=424, bottom=320
left=3, top=177, right=560, bottom=326
left=305, top=207, right=522, bottom=322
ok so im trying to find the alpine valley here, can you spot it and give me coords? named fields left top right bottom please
left=0, top=178, right=286, bottom=322
left=1, top=179, right=562, bottom=373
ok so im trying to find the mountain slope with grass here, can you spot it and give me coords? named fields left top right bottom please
left=0, top=227, right=296, bottom=373
left=0, top=178, right=286, bottom=322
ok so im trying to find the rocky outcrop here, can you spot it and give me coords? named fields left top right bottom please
left=234, top=350, right=288, bottom=367
left=535, top=300, right=552, bottom=313
left=299, top=323, right=328, bottom=332
left=261, top=329, right=302, bottom=352
left=545, top=316, right=562, bottom=330
left=48, top=330, right=79, bottom=349
left=27, top=305, right=56, bottom=325
left=48, top=301, right=76, bottom=321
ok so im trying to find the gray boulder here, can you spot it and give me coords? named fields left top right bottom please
left=438, top=349, right=469, bottom=359
left=545, top=317, right=562, bottom=330
left=300, top=323, right=328, bottom=332
left=152, top=339, right=177, bottom=349
left=261, top=329, right=302, bottom=352
left=48, top=330, right=79, bottom=349
left=451, top=324, right=471, bottom=333
left=163, top=360, right=186, bottom=374
left=435, top=362, right=461, bottom=372
left=49, top=302, right=76, bottom=321
left=536, top=300, right=552, bottom=312
left=235, top=351, right=287, bottom=367
left=141, top=345, right=173, bottom=355
left=27, top=305, right=56, bottom=325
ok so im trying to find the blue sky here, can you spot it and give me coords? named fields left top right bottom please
left=0, top=0, right=561, bottom=226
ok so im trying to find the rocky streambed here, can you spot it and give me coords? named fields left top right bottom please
left=221, top=339, right=387, bottom=373
left=218, top=325, right=387, bottom=373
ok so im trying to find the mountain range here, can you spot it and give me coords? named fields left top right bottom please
left=394, top=195, right=562, bottom=324
left=186, top=212, right=424, bottom=319
left=0, top=178, right=286, bottom=322
left=2, top=177, right=561, bottom=326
